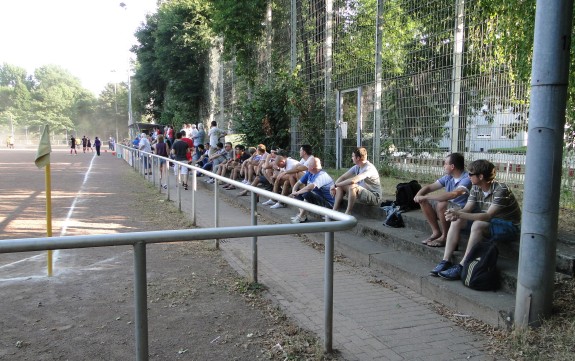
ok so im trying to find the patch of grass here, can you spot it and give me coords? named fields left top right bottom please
left=487, top=146, right=528, bottom=154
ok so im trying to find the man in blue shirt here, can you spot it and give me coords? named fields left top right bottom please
left=414, top=153, right=472, bottom=247
left=289, top=157, right=335, bottom=223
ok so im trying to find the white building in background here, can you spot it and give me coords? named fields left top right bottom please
left=440, top=104, right=528, bottom=152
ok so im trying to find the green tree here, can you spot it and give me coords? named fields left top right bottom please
left=133, top=0, right=213, bottom=127
left=209, top=0, right=267, bottom=82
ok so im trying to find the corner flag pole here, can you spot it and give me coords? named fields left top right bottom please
left=35, top=125, right=53, bottom=276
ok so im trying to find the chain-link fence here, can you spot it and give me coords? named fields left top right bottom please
left=199, top=0, right=574, bottom=206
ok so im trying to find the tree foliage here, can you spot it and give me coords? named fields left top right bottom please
left=133, top=0, right=213, bottom=128
left=209, top=0, right=267, bottom=82
left=232, top=72, right=293, bottom=150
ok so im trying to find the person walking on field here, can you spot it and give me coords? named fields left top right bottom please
left=87, top=137, right=93, bottom=152
left=70, top=136, right=78, bottom=155
left=94, top=137, right=102, bottom=156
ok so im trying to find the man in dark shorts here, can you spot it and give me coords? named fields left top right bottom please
left=171, top=132, right=190, bottom=190
left=70, top=136, right=77, bottom=155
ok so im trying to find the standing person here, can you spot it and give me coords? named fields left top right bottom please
left=81, top=136, right=88, bottom=153
left=190, top=124, right=198, bottom=140
left=330, top=147, right=382, bottom=215
left=431, top=159, right=522, bottom=280
left=167, top=125, right=175, bottom=145
left=87, top=137, right=93, bottom=152
left=7, top=135, right=14, bottom=149
left=171, top=132, right=190, bottom=190
left=70, top=136, right=78, bottom=155
left=154, top=134, right=171, bottom=189
left=94, top=137, right=102, bottom=156
left=413, top=153, right=472, bottom=247
left=207, top=121, right=227, bottom=156
left=193, top=123, right=206, bottom=159
left=138, top=133, right=152, bottom=174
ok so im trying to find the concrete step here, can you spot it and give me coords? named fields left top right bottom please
left=354, top=202, right=575, bottom=277
left=353, top=217, right=518, bottom=294
left=190, top=180, right=569, bottom=328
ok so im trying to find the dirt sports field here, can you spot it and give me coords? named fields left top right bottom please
left=0, top=148, right=328, bottom=361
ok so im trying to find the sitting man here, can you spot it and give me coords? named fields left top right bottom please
left=263, top=150, right=300, bottom=209
left=331, top=147, right=382, bottom=215
left=413, top=152, right=472, bottom=247
left=289, top=157, right=335, bottom=223
left=431, top=159, right=522, bottom=280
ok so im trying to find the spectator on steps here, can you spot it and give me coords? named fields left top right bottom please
left=431, top=159, right=522, bottom=280
left=331, top=147, right=381, bottom=215
left=414, top=153, right=472, bottom=247
left=289, top=157, right=335, bottom=223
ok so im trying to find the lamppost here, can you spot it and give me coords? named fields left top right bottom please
left=120, top=2, right=134, bottom=139
left=111, top=70, right=119, bottom=145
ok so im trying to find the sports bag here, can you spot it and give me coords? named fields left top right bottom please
left=461, top=241, right=500, bottom=291
left=395, top=180, right=422, bottom=211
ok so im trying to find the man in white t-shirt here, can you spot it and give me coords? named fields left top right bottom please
left=262, top=150, right=300, bottom=209
left=331, top=147, right=382, bottom=215
left=208, top=121, right=227, bottom=155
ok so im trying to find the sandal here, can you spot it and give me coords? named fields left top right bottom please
left=421, top=235, right=440, bottom=245
left=426, top=239, right=446, bottom=247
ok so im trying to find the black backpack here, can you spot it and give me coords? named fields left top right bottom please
left=461, top=241, right=500, bottom=291
left=395, top=180, right=422, bottom=211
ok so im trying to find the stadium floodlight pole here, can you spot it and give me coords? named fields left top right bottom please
left=111, top=70, right=119, bottom=144
left=120, top=2, right=134, bottom=139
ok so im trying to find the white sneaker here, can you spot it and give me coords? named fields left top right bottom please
left=291, top=215, right=307, bottom=223
left=270, top=202, right=286, bottom=209
left=206, top=178, right=215, bottom=184
left=242, top=179, right=250, bottom=184
left=262, top=199, right=275, bottom=206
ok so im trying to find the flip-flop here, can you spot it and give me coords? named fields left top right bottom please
left=421, top=236, right=440, bottom=245
left=426, top=239, right=446, bottom=247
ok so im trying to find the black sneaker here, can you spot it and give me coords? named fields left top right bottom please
left=183, top=184, right=188, bottom=190
left=430, top=260, right=452, bottom=277
left=439, top=264, right=463, bottom=280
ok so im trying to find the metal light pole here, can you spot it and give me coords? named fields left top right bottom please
left=120, top=2, right=134, bottom=140
left=111, top=70, right=120, bottom=144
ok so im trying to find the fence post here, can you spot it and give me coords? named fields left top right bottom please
left=214, top=180, right=220, bottom=249
left=133, top=242, right=149, bottom=361
left=191, top=169, right=197, bottom=226
left=251, top=192, right=258, bottom=283
left=324, top=217, right=334, bottom=353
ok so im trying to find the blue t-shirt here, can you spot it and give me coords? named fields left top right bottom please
left=299, top=170, right=335, bottom=206
left=437, top=173, right=472, bottom=207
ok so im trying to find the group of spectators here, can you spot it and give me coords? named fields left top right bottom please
left=131, top=121, right=521, bottom=283
left=413, top=153, right=521, bottom=282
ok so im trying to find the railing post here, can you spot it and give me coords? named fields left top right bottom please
left=214, top=179, right=220, bottom=249
left=133, top=242, right=149, bottom=361
left=191, top=168, right=197, bottom=226
left=177, top=165, right=181, bottom=212
left=251, top=191, right=258, bottom=283
left=324, top=216, right=334, bottom=354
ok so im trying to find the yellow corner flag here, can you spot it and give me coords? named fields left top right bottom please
left=35, top=125, right=52, bottom=168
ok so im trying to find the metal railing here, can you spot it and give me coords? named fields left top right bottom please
left=2, top=144, right=357, bottom=361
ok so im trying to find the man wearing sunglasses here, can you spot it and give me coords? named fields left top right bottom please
left=430, top=159, right=521, bottom=280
